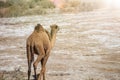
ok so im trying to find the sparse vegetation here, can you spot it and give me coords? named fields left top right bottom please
left=0, top=69, right=26, bottom=80
left=86, top=77, right=100, bottom=80
left=0, top=0, right=103, bottom=17
left=61, top=0, right=101, bottom=12
left=0, top=0, right=55, bottom=17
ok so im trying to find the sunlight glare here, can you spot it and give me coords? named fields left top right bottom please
left=114, top=0, right=120, bottom=8
left=104, top=0, right=120, bottom=8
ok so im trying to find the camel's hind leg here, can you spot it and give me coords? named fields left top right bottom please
left=33, top=46, right=45, bottom=80
left=41, top=59, right=46, bottom=80
left=41, top=58, right=47, bottom=80
left=27, top=45, right=32, bottom=80
left=28, top=60, right=32, bottom=80
left=41, top=49, right=50, bottom=80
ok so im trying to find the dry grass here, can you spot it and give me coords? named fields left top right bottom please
left=0, top=0, right=103, bottom=17
left=0, top=69, right=26, bottom=80
left=60, top=0, right=101, bottom=12
left=0, top=0, right=55, bottom=17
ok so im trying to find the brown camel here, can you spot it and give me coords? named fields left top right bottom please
left=26, top=24, right=59, bottom=80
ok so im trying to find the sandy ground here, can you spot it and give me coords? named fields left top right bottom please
left=0, top=9, right=120, bottom=80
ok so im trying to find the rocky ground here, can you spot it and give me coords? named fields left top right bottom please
left=0, top=9, right=120, bottom=80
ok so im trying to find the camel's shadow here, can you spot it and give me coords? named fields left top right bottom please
left=32, top=74, right=40, bottom=80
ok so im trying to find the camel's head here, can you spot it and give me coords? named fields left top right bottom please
left=50, top=24, right=60, bottom=33
left=34, top=24, right=44, bottom=32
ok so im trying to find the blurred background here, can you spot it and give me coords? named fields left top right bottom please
left=0, top=0, right=120, bottom=17
left=0, top=0, right=120, bottom=80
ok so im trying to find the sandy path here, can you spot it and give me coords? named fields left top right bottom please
left=0, top=10, right=120, bottom=80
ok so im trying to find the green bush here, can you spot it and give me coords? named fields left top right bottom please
left=2, top=0, right=29, bottom=17
left=8, top=5, right=22, bottom=17
left=24, top=7, right=47, bottom=16
left=8, top=0, right=29, bottom=9
left=29, top=1, right=36, bottom=8
left=0, top=1, right=11, bottom=8
left=0, top=0, right=55, bottom=17
left=37, top=0, right=55, bottom=8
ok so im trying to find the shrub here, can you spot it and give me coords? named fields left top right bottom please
left=0, top=1, right=11, bottom=8
left=60, top=0, right=101, bottom=12
left=37, top=0, right=55, bottom=8
left=29, top=1, right=36, bottom=8
left=24, top=7, right=47, bottom=16
left=0, top=0, right=55, bottom=17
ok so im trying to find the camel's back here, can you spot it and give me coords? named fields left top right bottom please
left=38, top=31, right=50, bottom=44
left=27, top=31, right=50, bottom=49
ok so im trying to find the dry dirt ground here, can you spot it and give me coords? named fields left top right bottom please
left=0, top=9, right=120, bottom=80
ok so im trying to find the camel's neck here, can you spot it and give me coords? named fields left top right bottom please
left=50, top=30, right=57, bottom=49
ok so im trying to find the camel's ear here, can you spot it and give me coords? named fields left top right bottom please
left=50, top=24, right=58, bottom=28
left=55, top=25, right=58, bottom=29
left=55, top=25, right=60, bottom=30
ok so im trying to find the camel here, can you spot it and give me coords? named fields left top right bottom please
left=26, top=24, right=59, bottom=80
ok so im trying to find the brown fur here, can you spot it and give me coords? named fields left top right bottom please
left=26, top=24, right=59, bottom=80
left=50, top=24, right=60, bottom=48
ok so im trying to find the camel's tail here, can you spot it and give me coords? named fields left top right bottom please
left=26, top=43, right=34, bottom=80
